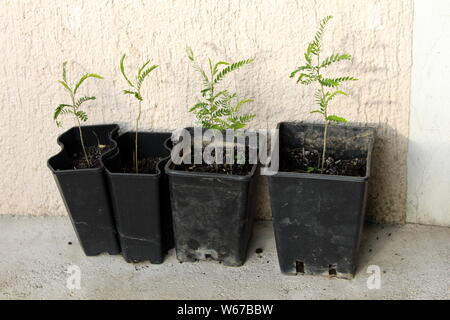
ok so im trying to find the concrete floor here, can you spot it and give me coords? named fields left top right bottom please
left=0, top=216, right=448, bottom=300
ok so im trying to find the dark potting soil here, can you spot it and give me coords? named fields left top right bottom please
left=176, top=162, right=252, bottom=175
left=281, top=148, right=367, bottom=177
left=174, top=147, right=253, bottom=176
left=72, top=145, right=111, bottom=169
left=123, top=157, right=162, bottom=174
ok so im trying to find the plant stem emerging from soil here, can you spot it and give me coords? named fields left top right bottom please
left=120, top=54, right=158, bottom=175
left=289, top=15, right=358, bottom=173
left=54, top=61, right=104, bottom=168
left=76, top=115, right=90, bottom=167
left=321, top=121, right=329, bottom=171
left=135, top=100, right=141, bottom=174
left=316, top=53, right=327, bottom=172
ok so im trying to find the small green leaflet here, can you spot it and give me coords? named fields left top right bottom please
left=326, top=115, right=348, bottom=123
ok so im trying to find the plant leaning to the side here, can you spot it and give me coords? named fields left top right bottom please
left=120, top=54, right=158, bottom=173
left=54, top=62, right=104, bottom=167
left=290, top=15, right=358, bottom=172
left=186, top=47, right=255, bottom=131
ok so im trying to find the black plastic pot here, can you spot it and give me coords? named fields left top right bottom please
left=165, top=129, right=258, bottom=267
left=47, top=124, right=121, bottom=256
left=102, top=132, right=174, bottom=263
left=267, top=122, right=375, bottom=278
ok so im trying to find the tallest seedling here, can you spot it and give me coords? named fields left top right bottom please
left=290, top=15, right=358, bottom=171
left=120, top=54, right=158, bottom=173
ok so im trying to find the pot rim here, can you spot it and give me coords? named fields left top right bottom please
left=47, top=124, right=120, bottom=174
left=265, top=121, right=375, bottom=181
left=102, top=130, right=172, bottom=178
left=165, top=126, right=259, bottom=180
left=165, top=159, right=257, bottom=181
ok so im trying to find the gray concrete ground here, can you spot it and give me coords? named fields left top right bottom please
left=0, top=215, right=448, bottom=300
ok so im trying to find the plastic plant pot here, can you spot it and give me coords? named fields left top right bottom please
left=267, top=122, right=375, bottom=279
left=102, top=132, right=174, bottom=263
left=165, top=128, right=258, bottom=267
left=47, top=124, right=121, bottom=256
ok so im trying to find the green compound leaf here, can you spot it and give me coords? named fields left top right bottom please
left=137, top=65, right=158, bottom=90
left=75, top=110, right=88, bottom=122
left=233, top=99, right=254, bottom=112
left=326, top=115, right=348, bottom=123
left=54, top=104, right=72, bottom=120
left=213, top=58, right=254, bottom=84
left=138, top=60, right=152, bottom=79
left=58, top=80, right=72, bottom=93
left=75, top=96, right=96, bottom=108
left=290, top=65, right=314, bottom=78
left=62, top=61, right=68, bottom=83
left=74, top=73, right=103, bottom=95
left=186, top=46, right=195, bottom=61
left=319, top=76, right=358, bottom=87
left=320, top=53, right=352, bottom=68
left=120, top=54, right=135, bottom=88
left=189, top=102, right=208, bottom=112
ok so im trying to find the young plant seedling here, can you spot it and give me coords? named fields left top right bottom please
left=54, top=62, right=104, bottom=167
left=186, top=47, right=255, bottom=131
left=120, top=54, right=158, bottom=173
left=290, top=15, right=358, bottom=172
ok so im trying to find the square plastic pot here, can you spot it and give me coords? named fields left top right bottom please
left=102, top=132, right=174, bottom=263
left=267, top=122, right=375, bottom=278
left=47, top=124, right=121, bottom=256
left=165, top=128, right=258, bottom=267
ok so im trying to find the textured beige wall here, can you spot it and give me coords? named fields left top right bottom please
left=0, top=0, right=412, bottom=223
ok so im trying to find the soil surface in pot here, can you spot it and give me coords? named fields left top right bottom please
left=282, top=148, right=367, bottom=177
left=173, top=147, right=253, bottom=175
left=175, top=162, right=252, bottom=175
left=72, top=145, right=112, bottom=169
left=123, top=157, right=162, bottom=174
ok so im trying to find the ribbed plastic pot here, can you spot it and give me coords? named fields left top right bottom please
left=267, top=122, right=375, bottom=278
left=47, top=124, right=121, bottom=256
left=102, top=132, right=174, bottom=263
left=165, top=128, right=258, bottom=267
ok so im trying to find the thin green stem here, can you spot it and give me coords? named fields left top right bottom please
left=208, top=67, right=220, bottom=172
left=316, top=53, right=328, bottom=172
left=71, top=94, right=90, bottom=167
left=209, top=67, right=215, bottom=128
left=76, top=116, right=90, bottom=167
left=135, top=99, right=142, bottom=174
left=321, top=121, right=329, bottom=171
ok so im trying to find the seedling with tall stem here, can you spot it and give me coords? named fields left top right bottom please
left=120, top=54, right=158, bottom=173
left=54, top=62, right=104, bottom=167
left=290, top=15, right=358, bottom=172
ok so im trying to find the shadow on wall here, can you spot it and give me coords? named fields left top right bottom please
left=253, top=122, right=408, bottom=225
left=366, top=122, right=408, bottom=224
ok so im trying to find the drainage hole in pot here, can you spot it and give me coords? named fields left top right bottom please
left=328, top=264, right=337, bottom=277
left=295, top=261, right=305, bottom=275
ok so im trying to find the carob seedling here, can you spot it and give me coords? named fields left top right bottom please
left=290, top=15, right=358, bottom=172
left=120, top=54, right=158, bottom=173
left=54, top=62, right=104, bottom=167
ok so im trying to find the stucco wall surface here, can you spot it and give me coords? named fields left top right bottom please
left=0, top=0, right=412, bottom=223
